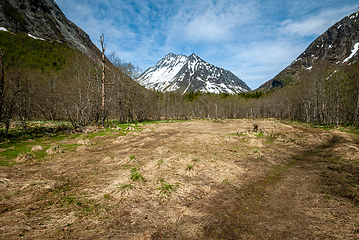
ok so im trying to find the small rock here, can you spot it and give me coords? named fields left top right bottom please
left=125, top=127, right=135, bottom=131
left=76, top=145, right=88, bottom=152
left=16, top=154, right=34, bottom=163
left=130, top=124, right=136, bottom=127
left=77, top=139, right=92, bottom=146
left=46, top=146, right=63, bottom=154
left=31, top=145, right=44, bottom=152
left=142, top=128, right=152, bottom=133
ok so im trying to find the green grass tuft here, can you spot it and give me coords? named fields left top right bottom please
left=121, top=184, right=133, bottom=190
left=186, top=165, right=193, bottom=171
left=130, top=167, right=145, bottom=182
left=157, top=179, right=179, bottom=197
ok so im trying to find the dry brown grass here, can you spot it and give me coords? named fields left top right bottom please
left=0, top=119, right=359, bottom=239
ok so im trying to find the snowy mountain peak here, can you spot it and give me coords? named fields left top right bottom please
left=137, top=53, right=251, bottom=94
left=189, top=53, right=199, bottom=58
left=154, top=53, right=187, bottom=70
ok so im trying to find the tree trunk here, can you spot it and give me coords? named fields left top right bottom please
left=99, top=34, right=106, bottom=127
left=0, top=49, right=4, bottom=121
left=355, top=94, right=359, bottom=126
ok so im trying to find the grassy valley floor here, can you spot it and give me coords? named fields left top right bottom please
left=0, top=119, right=359, bottom=239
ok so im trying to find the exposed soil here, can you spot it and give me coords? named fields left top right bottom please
left=0, top=119, right=359, bottom=239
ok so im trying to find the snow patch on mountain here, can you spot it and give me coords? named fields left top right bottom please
left=27, top=33, right=45, bottom=41
left=343, top=42, right=359, bottom=63
left=137, top=53, right=188, bottom=91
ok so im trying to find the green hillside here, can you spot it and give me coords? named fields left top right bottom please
left=0, top=31, right=77, bottom=71
left=0, top=31, right=74, bottom=71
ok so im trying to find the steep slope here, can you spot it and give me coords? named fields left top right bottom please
left=0, top=0, right=101, bottom=58
left=258, top=10, right=359, bottom=92
left=137, top=53, right=251, bottom=94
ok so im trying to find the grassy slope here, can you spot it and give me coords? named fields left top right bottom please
left=0, top=31, right=75, bottom=71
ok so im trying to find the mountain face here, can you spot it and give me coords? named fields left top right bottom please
left=0, top=0, right=100, bottom=58
left=258, top=11, right=359, bottom=91
left=137, top=53, right=251, bottom=94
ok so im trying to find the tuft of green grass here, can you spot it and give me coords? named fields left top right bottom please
left=324, top=195, right=332, bottom=200
left=255, top=132, right=265, bottom=138
left=186, top=165, right=193, bottom=171
left=131, top=172, right=145, bottom=182
left=121, top=184, right=133, bottom=190
left=63, top=196, right=76, bottom=205
left=130, top=167, right=145, bottom=182
left=222, top=179, right=232, bottom=185
left=157, top=179, right=179, bottom=197
left=193, top=157, right=199, bottom=162
left=156, top=159, right=164, bottom=168
left=130, top=155, right=136, bottom=160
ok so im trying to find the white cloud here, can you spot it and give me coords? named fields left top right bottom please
left=212, top=40, right=308, bottom=89
left=166, top=0, right=260, bottom=43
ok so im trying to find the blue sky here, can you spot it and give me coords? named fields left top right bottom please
left=55, top=0, right=358, bottom=89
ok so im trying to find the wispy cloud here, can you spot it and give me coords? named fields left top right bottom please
left=166, top=0, right=260, bottom=43
left=280, top=6, right=355, bottom=37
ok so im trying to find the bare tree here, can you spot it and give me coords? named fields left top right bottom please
left=99, top=33, right=106, bottom=126
left=0, top=48, right=4, bottom=122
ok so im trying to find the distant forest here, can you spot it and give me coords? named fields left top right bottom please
left=1, top=30, right=359, bottom=135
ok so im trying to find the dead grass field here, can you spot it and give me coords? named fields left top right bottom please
left=1, top=119, right=359, bottom=239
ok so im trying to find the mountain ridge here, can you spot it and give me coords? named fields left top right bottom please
left=0, top=0, right=101, bottom=59
left=257, top=10, right=359, bottom=91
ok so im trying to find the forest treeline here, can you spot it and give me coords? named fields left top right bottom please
left=1, top=31, right=359, bottom=134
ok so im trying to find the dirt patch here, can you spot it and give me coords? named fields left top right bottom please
left=0, top=119, right=359, bottom=239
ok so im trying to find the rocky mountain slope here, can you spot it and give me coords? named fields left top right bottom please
left=0, top=0, right=101, bottom=58
left=137, top=53, right=251, bottom=94
left=258, top=10, right=359, bottom=91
